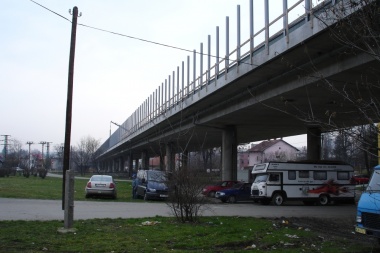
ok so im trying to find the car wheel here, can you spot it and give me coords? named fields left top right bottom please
left=318, top=194, right=330, bottom=206
left=228, top=195, right=237, bottom=203
left=272, top=193, right=284, bottom=206
left=208, top=191, right=216, bottom=198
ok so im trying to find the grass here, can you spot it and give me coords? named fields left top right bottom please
left=0, top=216, right=373, bottom=252
left=0, top=173, right=137, bottom=202
left=0, top=175, right=378, bottom=252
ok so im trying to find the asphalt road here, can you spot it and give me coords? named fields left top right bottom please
left=0, top=197, right=357, bottom=221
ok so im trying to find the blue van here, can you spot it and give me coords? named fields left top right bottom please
left=355, top=165, right=380, bottom=241
left=136, top=170, right=169, bottom=200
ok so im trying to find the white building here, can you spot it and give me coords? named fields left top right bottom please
left=247, top=139, right=299, bottom=166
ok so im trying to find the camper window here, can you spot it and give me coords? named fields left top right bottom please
left=314, top=171, right=327, bottom=180
left=299, top=171, right=309, bottom=178
left=269, top=174, right=279, bottom=182
left=288, top=171, right=296, bottom=180
left=337, top=171, right=350, bottom=180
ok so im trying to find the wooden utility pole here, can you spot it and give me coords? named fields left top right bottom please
left=62, top=6, right=79, bottom=211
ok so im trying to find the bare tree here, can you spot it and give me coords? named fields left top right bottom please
left=72, top=136, right=101, bottom=176
left=166, top=166, right=210, bottom=223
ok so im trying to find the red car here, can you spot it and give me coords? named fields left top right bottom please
left=202, top=180, right=239, bottom=197
left=351, top=174, right=370, bottom=184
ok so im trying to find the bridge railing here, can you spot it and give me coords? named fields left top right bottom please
left=103, top=0, right=337, bottom=153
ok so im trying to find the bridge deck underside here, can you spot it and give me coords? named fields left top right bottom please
left=107, top=27, right=380, bottom=158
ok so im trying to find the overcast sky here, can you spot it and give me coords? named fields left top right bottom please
left=1, top=0, right=311, bottom=151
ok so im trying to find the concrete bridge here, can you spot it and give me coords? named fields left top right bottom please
left=95, top=0, right=380, bottom=179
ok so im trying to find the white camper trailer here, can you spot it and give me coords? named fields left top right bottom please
left=250, top=161, right=355, bottom=206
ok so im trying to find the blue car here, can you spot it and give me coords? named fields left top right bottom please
left=215, top=182, right=252, bottom=203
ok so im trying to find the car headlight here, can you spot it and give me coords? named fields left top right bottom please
left=147, top=188, right=156, bottom=192
left=218, top=192, right=225, bottom=196
left=356, top=215, right=362, bottom=223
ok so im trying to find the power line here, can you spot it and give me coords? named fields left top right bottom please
left=28, top=0, right=254, bottom=67
left=29, top=0, right=71, bottom=23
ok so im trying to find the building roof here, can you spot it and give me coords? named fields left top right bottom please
left=248, top=139, right=299, bottom=152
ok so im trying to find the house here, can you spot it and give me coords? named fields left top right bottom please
left=247, top=139, right=299, bottom=166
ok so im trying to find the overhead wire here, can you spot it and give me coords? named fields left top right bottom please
left=28, top=0, right=256, bottom=67
left=28, top=0, right=362, bottom=89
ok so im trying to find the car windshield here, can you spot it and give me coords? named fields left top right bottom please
left=91, top=175, right=112, bottom=182
left=366, top=171, right=380, bottom=191
left=253, top=174, right=268, bottom=183
left=147, top=171, right=167, bottom=182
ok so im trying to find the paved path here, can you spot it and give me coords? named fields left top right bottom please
left=0, top=197, right=356, bottom=221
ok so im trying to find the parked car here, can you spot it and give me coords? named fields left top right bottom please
left=85, top=175, right=117, bottom=199
left=136, top=170, right=169, bottom=200
left=202, top=180, right=239, bottom=197
left=215, top=182, right=252, bottom=203
left=351, top=174, right=370, bottom=184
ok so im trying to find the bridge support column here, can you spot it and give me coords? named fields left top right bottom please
left=222, top=126, right=237, bottom=181
left=119, top=156, right=124, bottom=172
left=134, top=158, right=139, bottom=171
left=141, top=150, right=149, bottom=170
left=181, top=150, right=188, bottom=169
left=128, top=154, right=134, bottom=176
left=307, top=127, right=321, bottom=160
left=166, top=142, right=175, bottom=172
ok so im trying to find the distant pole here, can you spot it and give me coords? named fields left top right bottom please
left=26, top=141, right=33, bottom=172
left=62, top=6, right=79, bottom=210
left=1, top=135, right=11, bottom=160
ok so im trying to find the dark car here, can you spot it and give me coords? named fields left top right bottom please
left=215, top=182, right=252, bottom=203
left=351, top=174, right=370, bottom=184
left=136, top=170, right=169, bottom=200
left=202, top=180, right=239, bottom=198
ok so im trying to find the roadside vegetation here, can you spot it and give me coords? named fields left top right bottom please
left=0, top=216, right=377, bottom=252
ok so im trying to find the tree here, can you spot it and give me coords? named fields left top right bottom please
left=71, top=136, right=101, bottom=176
left=166, top=166, right=210, bottom=223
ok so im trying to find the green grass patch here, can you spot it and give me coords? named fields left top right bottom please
left=0, top=216, right=375, bottom=252
left=0, top=174, right=138, bottom=202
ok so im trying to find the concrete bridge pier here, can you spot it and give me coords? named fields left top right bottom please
left=307, top=127, right=321, bottom=160
left=127, top=153, right=133, bottom=176
left=181, top=150, right=188, bottom=169
left=166, top=142, right=175, bottom=172
left=118, top=156, right=124, bottom=172
left=141, top=150, right=149, bottom=170
left=222, top=126, right=237, bottom=181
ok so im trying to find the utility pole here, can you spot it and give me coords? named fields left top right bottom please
left=46, top=142, right=52, bottom=170
left=26, top=141, right=34, bottom=177
left=1, top=135, right=11, bottom=160
left=39, top=141, right=47, bottom=166
left=61, top=6, right=80, bottom=232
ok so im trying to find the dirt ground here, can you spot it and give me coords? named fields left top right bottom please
left=269, top=216, right=380, bottom=252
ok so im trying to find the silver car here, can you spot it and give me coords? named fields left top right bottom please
left=85, top=175, right=117, bottom=199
